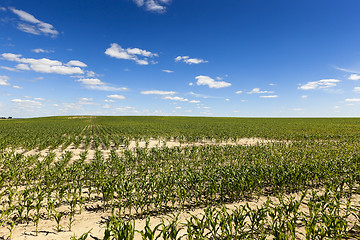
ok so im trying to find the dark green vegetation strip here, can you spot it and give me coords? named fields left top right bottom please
left=1, top=116, right=360, bottom=150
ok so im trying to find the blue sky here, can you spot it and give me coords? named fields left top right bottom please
left=1, top=0, right=360, bottom=117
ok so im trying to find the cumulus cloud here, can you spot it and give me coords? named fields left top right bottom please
left=298, top=79, right=340, bottom=90
left=141, top=90, right=176, bottom=95
left=133, top=0, right=171, bottom=13
left=105, top=43, right=158, bottom=65
left=175, top=56, right=208, bottom=64
left=189, top=100, right=200, bottom=103
left=9, top=7, right=58, bottom=37
left=107, top=94, right=126, bottom=100
left=195, top=75, right=231, bottom=88
left=77, top=78, right=104, bottom=85
left=349, top=74, right=360, bottom=81
left=0, top=76, right=10, bottom=86
left=260, top=95, right=278, bottom=98
left=13, top=85, right=23, bottom=89
left=67, top=60, right=87, bottom=67
left=235, top=90, right=243, bottom=94
left=163, top=96, right=188, bottom=101
left=1, top=53, right=85, bottom=75
left=247, top=88, right=274, bottom=94
left=162, top=69, right=174, bottom=73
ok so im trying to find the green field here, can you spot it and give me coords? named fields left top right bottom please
left=1, top=116, right=360, bottom=239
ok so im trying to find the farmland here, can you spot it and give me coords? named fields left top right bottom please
left=0, top=116, right=360, bottom=239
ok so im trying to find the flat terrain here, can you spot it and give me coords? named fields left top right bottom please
left=0, top=116, right=360, bottom=239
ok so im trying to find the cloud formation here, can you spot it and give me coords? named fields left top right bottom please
left=133, top=0, right=171, bottom=13
left=141, top=90, right=176, bottom=95
left=259, top=95, right=278, bottom=98
left=32, top=48, right=54, bottom=53
left=349, top=74, right=360, bottom=81
left=107, top=94, right=126, bottom=100
left=163, top=96, right=188, bottom=101
left=105, top=43, right=158, bottom=65
left=195, top=75, right=231, bottom=88
left=1, top=53, right=85, bottom=75
left=298, top=79, right=340, bottom=90
left=0, top=76, right=10, bottom=86
left=175, top=56, right=208, bottom=64
left=9, top=7, right=58, bottom=37
left=77, top=78, right=128, bottom=91
left=247, top=88, right=274, bottom=94
left=345, top=98, right=360, bottom=102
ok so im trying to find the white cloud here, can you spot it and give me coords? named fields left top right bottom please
left=79, top=98, right=93, bottom=101
left=301, top=95, right=308, bottom=99
left=189, top=82, right=193, bottom=86
left=225, top=99, right=230, bottom=101
left=0, top=66, right=18, bottom=71
left=105, top=43, right=158, bottom=65
left=87, top=85, right=127, bottom=91
left=107, top=94, right=126, bottom=100
left=77, top=78, right=127, bottom=91
left=77, top=78, right=104, bottom=85
left=105, top=99, right=116, bottom=103
left=189, top=100, right=200, bottom=103
left=162, top=69, right=174, bottom=73
left=116, top=106, right=134, bottom=112
left=2, top=53, right=85, bottom=75
left=163, top=96, right=188, bottom=101
left=345, top=98, right=360, bottom=102
left=34, top=97, right=45, bottom=101
left=293, top=108, right=304, bottom=111
left=349, top=74, right=360, bottom=81
left=133, top=0, right=170, bottom=13
left=0, top=7, right=6, bottom=11
left=235, top=90, right=243, bottom=94
left=175, top=106, right=182, bottom=109
left=67, top=60, right=87, bottom=67
left=9, top=7, right=58, bottom=37
left=11, top=98, right=42, bottom=107
left=334, top=66, right=360, bottom=74
left=13, top=85, right=23, bottom=89
left=141, top=90, right=176, bottom=95
left=32, top=48, right=53, bottom=53
left=103, top=104, right=111, bottom=109
left=260, top=95, right=278, bottom=98
left=0, top=76, right=10, bottom=86
left=298, top=79, right=340, bottom=90
left=247, top=88, right=274, bottom=94
left=175, top=56, right=208, bottom=64
left=354, top=87, right=360, bottom=92
left=16, top=63, right=30, bottom=70
left=195, top=75, right=231, bottom=88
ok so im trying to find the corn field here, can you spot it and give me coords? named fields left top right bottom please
left=0, top=116, right=360, bottom=239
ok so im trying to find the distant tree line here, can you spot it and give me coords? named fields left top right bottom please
left=0, top=117, right=12, bottom=119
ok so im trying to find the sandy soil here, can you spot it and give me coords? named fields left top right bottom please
left=2, top=190, right=359, bottom=240
left=5, top=137, right=274, bottom=162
